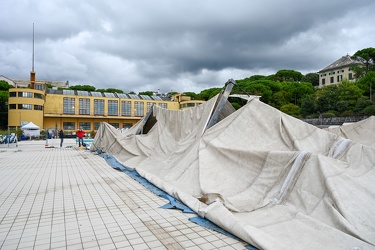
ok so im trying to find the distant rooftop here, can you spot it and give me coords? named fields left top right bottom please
left=6, top=78, right=69, bottom=88
left=319, top=55, right=362, bottom=72
left=46, top=88, right=172, bottom=101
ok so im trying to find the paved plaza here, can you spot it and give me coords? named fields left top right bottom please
left=0, top=139, right=248, bottom=249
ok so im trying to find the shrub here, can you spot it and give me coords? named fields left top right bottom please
left=363, top=105, right=375, bottom=116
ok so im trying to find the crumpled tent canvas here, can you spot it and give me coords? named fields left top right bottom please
left=91, top=95, right=375, bottom=250
left=324, top=116, right=375, bottom=148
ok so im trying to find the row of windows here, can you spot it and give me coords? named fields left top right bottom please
left=9, top=104, right=43, bottom=110
left=63, top=122, right=133, bottom=131
left=322, top=69, right=353, bottom=77
left=35, top=84, right=45, bottom=91
left=321, top=73, right=354, bottom=85
left=180, top=103, right=198, bottom=109
left=9, top=92, right=43, bottom=99
left=63, top=98, right=168, bottom=116
left=328, top=69, right=345, bottom=75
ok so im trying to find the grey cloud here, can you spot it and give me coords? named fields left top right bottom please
left=1, top=0, right=374, bottom=93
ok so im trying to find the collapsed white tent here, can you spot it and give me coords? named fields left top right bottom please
left=91, top=91, right=375, bottom=250
left=21, top=121, right=40, bottom=137
left=324, top=116, right=375, bottom=148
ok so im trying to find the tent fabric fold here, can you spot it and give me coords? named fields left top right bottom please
left=90, top=95, right=375, bottom=250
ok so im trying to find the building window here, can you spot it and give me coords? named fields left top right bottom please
left=34, top=105, right=43, bottom=111
left=180, top=103, right=196, bottom=109
left=9, top=104, right=16, bottom=109
left=109, top=123, right=119, bottom=128
left=121, top=101, right=131, bottom=116
left=94, top=122, right=101, bottom=130
left=330, top=77, right=334, bottom=83
left=63, top=122, right=75, bottom=130
left=322, top=79, right=326, bottom=85
left=34, top=93, right=43, bottom=99
left=35, top=84, right=45, bottom=90
left=18, top=92, right=33, bottom=98
left=159, top=103, right=168, bottom=109
left=9, top=92, right=16, bottom=97
left=123, top=123, right=133, bottom=129
left=94, top=99, right=104, bottom=115
left=147, top=102, right=156, bottom=112
left=349, top=73, right=353, bottom=80
left=134, top=102, right=144, bottom=116
left=337, top=75, right=343, bottom=82
left=108, top=100, right=118, bottom=116
left=18, top=104, right=32, bottom=110
left=79, top=98, right=90, bottom=115
left=79, top=122, right=91, bottom=130
left=63, top=97, right=75, bottom=114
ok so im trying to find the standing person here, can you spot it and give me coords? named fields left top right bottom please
left=76, top=128, right=85, bottom=147
left=59, top=129, right=64, bottom=148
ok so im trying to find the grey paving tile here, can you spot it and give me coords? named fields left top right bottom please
left=0, top=140, right=248, bottom=250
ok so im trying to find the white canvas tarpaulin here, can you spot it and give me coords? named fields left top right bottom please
left=91, top=95, right=375, bottom=250
left=324, top=116, right=375, bottom=148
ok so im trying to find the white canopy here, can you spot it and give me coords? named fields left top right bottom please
left=21, top=122, right=40, bottom=136
left=91, top=95, right=375, bottom=250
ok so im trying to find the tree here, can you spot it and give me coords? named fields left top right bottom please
left=139, top=91, right=154, bottom=96
left=95, top=88, right=124, bottom=93
left=301, top=73, right=319, bottom=86
left=356, top=71, right=375, bottom=101
left=352, top=47, right=375, bottom=74
left=354, top=97, right=373, bottom=113
left=363, top=105, right=375, bottom=116
left=69, top=85, right=96, bottom=91
left=230, top=102, right=241, bottom=110
left=301, top=95, right=316, bottom=118
left=280, top=103, right=301, bottom=118
left=315, top=85, right=339, bottom=112
left=274, top=70, right=303, bottom=82
left=336, top=100, right=349, bottom=113
left=196, top=88, right=221, bottom=100
left=183, top=92, right=197, bottom=100
left=0, top=83, right=9, bottom=129
left=0, top=80, right=12, bottom=91
left=106, top=88, right=124, bottom=93
left=337, top=80, right=364, bottom=109
left=279, top=81, right=314, bottom=106
left=247, top=75, right=267, bottom=81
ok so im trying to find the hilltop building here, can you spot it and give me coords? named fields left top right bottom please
left=318, top=55, right=362, bottom=88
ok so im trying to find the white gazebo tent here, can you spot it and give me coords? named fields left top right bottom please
left=21, top=122, right=40, bottom=137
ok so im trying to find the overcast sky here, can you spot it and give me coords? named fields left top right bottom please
left=1, top=0, right=374, bottom=94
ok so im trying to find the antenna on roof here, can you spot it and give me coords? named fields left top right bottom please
left=32, top=23, right=35, bottom=72
left=30, top=23, right=36, bottom=89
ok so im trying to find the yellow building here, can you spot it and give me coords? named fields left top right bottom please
left=318, top=55, right=362, bottom=88
left=8, top=82, right=205, bottom=136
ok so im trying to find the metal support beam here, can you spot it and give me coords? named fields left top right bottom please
left=136, top=104, right=155, bottom=135
left=205, top=79, right=235, bottom=130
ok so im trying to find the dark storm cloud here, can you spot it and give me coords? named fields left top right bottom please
left=1, top=0, right=374, bottom=93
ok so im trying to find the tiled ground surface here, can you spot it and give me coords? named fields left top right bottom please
left=0, top=139, right=248, bottom=249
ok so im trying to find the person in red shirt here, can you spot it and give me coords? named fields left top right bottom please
left=76, top=128, right=85, bottom=147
